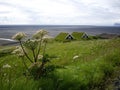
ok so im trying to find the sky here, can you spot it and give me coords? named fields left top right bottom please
left=0, top=0, right=120, bottom=25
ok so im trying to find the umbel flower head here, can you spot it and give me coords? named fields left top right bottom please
left=12, top=32, right=26, bottom=41
left=3, top=64, right=11, bottom=68
left=43, top=35, right=52, bottom=43
left=12, top=46, right=25, bottom=57
left=38, top=54, right=43, bottom=60
left=33, top=29, right=48, bottom=39
left=24, top=39, right=38, bottom=50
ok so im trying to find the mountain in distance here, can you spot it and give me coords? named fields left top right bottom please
left=114, top=23, right=120, bottom=26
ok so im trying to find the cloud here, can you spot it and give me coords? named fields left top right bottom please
left=0, top=0, right=120, bottom=25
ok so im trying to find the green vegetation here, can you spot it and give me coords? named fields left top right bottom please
left=71, top=32, right=84, bottom=40
left=0, top=46, right=15, bottom=57
left=11, top=30, right=55, bottom=79
left=55, top=32, right=69, bottom=42
left=0, top=38, right=120, bottom=90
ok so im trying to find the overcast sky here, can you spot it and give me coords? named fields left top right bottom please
left=0, top=0, right=120, bottom=25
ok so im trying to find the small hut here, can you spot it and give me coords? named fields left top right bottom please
left=55, top=32, right=89, bottom=42
left=82, top=33, right=89, bottom=39
left=71, top=32, right=83, bottom=40
left=55, top=32, right=75, bottom=41
left=65, top=34, right=74, bottom=40
left=71, top=32, right=89, bottom=40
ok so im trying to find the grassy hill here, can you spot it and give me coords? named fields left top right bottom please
left=0, top=39, right=120, bottom=90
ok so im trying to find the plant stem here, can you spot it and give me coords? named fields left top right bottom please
left=19, top=40, right=33, bottom=63
left=35, top=37, right=42, bottom=62
left=32, top=49, right=36, bottom=62
left=37, top=61, right=46, bottom=79
left=21, top=57, right=29, bottom=71
left=43, top=42, right=47, bottom=57
left=8, top=69, right=11, bottom=90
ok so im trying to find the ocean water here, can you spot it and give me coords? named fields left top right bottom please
left=0, top=25, right=120, bottom=39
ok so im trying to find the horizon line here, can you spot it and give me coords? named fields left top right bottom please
left=0, top=24, right=115, bottom=26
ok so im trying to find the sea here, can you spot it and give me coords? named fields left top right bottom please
left=0, top=25, right=120, bottom=39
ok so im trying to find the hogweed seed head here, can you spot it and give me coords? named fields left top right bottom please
left=43, top=35, right=49, bottom=43
left=43, top=35, right=53, bottom=43
left=12, top=32, right=26, bottom=41
left=33, top=29, right=48, bottom=39
left=12, top=46, right=25, bottom=57
left=38, top=55, right=43, bottom=60
left=73, top=55, right=79, bottom=60
left=3, top=64, right=11, bottom=68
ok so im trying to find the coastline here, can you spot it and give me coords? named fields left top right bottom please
left=0, top=25, right=120, bottom=37
left=0, top=40, right=18, bottom=46
left=0, top=25, right=120, bottom=46
left=0, top=33, right=120, bottom=46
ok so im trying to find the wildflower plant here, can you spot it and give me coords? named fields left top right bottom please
left=12, top=32, right=26, bottom=41
left=2, top=64, right=11, bottom=68
left=1, top=64, right=12, bottom=90
left=12, top=29, right=52, bottom=79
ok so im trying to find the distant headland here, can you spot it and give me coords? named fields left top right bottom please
left=114, top=23, right=120, bottom=26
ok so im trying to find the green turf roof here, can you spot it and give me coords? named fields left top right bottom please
left=71, top=32, right=85, bottom=40
left=55, top=32, right=69, bottom=41
left=55, top=32, right=89, bottom=41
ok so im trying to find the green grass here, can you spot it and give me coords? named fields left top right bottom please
left=55, top=32, right=69, bottom=42
left=0, top=46, right=15, bottom=57
left=71, top=32, right=84, bottom=40
left=0, top=39, right=120, bottom=90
